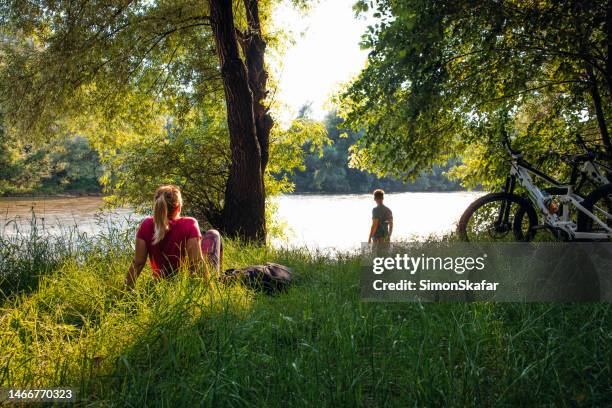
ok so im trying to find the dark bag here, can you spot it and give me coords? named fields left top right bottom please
left=222, top=262, right=292, bottom=294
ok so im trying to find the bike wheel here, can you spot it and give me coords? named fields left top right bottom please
left=458, top=192, right=538, bottom=242
left=576, top=183, right=612, bottom=240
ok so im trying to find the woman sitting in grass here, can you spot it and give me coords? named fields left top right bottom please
left=125, top=185, right=222, bottom=289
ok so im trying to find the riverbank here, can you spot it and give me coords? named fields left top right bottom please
left=0, top=191, right=104, bottom=199
left=1, top=223, right=610, bottom=406
left=2, top=192, right=483, bottom=251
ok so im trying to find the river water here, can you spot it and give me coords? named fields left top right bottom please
left=0, top=192, right=481, bottom=252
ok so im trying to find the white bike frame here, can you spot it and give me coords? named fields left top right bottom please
left=510, top=158, right=612, bottom=240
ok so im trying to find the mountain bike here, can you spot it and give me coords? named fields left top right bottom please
left=511, top=134, right=612, bottom=240
left=458, top=134, right=612, bottom=242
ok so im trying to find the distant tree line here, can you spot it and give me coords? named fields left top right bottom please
left=287, top=113, right=462, bottom=194
left=0, top=125, right=102, bottom=196
left=0, top=111, right=461, bottom=197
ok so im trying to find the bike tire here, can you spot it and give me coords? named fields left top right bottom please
left=458, top=192, right=538, bottom=242
left=576, top=183, right=612, bottom=238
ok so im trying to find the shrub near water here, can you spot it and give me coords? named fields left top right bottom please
left=1, top=221, right=611, bottom=406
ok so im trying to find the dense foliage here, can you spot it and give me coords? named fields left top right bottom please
left=0, top=0, right=228, bottom=141
left=341, top=0, right=612, bottom=189
left=290, top=113, right=461, bottom=193
left=0, top=130, right=102, bottom=195
left=102, top=114, right=229, bottom=229
left=0, top=0, right=225, bottom=206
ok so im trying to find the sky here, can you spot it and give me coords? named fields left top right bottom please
left=271, top=0, right=372, bottom=123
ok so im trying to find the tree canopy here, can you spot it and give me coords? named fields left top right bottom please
left=1, top=0, right=221, bottom=141
left=0, top=0, right=300, bottom=241
left=341, top=0, right=612, bottom=188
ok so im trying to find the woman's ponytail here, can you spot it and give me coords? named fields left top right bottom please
left=153, top=194, right=169, bottom=244
left=152, top=185, right=182, bottom=245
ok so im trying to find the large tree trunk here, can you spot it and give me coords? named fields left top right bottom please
left=241, top=0, right=274, bottom=173
left=209, top=0, right=266, bottom=242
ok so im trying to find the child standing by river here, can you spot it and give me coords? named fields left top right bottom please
left=368, top=189, right=393, bottom=243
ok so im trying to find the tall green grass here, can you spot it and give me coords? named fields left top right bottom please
left=0, top=212, right=135, bottom=299
left=0, top=217, right=611, bottom=406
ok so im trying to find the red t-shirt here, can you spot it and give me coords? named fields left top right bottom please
left=136, top=216, right=202, bottom=277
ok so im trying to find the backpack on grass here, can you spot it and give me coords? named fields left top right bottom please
left=221, top=262, right=292, bottom=294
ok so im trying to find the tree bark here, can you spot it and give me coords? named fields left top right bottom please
left=240, top=0, right=274, bottom=173
left=573, top=1, right=612, bottom=156
left=606, top=0, right=612, bottom=94
left=209, top=0, right=266, bottom=242
left=586, top=64, right=612, bottom=156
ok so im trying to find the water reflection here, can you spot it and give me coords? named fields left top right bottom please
left=1, top=192, right=482, bottom=251
left=272, top=192, right=482, bottom=251
left=0, top=197, right=135, bottom=236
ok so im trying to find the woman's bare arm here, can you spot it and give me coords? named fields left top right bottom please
left=125, top=238, right=148, bottom=289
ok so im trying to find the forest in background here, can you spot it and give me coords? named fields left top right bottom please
left=0, top=131, right=103, bottom=195
left=0, top=112, right=460, bottom=197
left=288, top=111, right=461, bottom=193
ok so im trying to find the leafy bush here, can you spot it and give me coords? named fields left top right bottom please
left=102, top=116, right=230, bottom=229
left=102, top=113, right=329, bottom=232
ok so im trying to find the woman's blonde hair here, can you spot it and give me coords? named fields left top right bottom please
left=153, top=185, right=183, bottom=244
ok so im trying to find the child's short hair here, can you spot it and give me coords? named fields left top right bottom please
left=373, top=189, right=385, bottom=200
